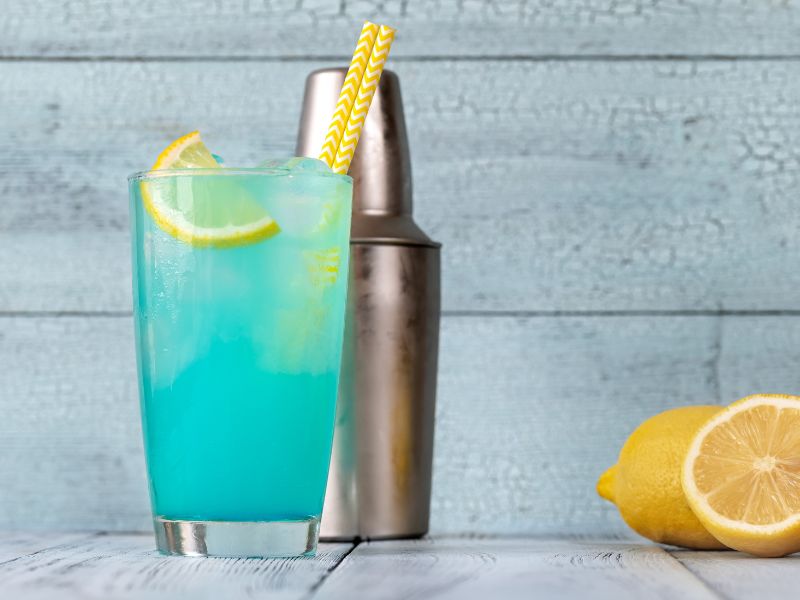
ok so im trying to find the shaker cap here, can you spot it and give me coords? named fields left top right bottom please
left=296, top=68, right=439, bottom=247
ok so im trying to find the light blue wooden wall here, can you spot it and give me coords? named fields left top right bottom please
left=3, top=2, right=800, bottom=537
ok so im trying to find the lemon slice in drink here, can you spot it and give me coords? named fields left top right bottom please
left=142, top=131, right=280, bottom=247
left=683, top=394, right=800, bottom=557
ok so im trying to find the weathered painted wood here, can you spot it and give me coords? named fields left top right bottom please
left=0, top=233, right=131, bottom=313
left=0, top=533, right=89, bottom=563
left=5, top=313, right=793, bottom=534
left=4, top=60, right=800, bottom=312
left=431, top=314, right=722, bottom=536
left=0, top=317, right=150, bottom=530
left=315, top=537, right=718, bottom=600
left=674, top=551, right=800, bottom=600
left=3, top=1, right=800, bottom=58
left=0, top=533, right=352, bottom=599
left=719, top=317, right=800, bottom=400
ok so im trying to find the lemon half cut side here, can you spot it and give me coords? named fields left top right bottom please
left=141, top=131, right=280, bottom=247
left=683, top=394, right=800, bottom=557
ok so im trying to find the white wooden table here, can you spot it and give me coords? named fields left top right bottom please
left=0, top=533, right=795, bottom=599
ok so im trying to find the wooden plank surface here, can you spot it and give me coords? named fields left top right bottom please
left=4, top=60, right=800, bottom=312
left=5, top=313, right=800, bottom=535
left=4, top=1, right=800, bottom=58
left=675, top=551, right=800, bottom=600
left=0, top=533, right=352, bottom=600
left=6, top=533, right=800, bottom=600
left=315, top=538, right=718, bottom=600
left=0, top=533, right=89, bottom=563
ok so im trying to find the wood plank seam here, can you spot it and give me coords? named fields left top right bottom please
left=654, top=546, right=724, bottom=600
left=5, top=311, right=800, bottom=320
left=8, top=1, right=800, bottom=59
left=303, top=540, right=361, bottom=600
left=8, top=56, right=800, bottom=63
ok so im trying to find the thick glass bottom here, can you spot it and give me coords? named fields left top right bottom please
left=153, top=516, right=320, bottom=558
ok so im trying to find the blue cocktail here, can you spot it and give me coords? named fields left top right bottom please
left=129, top=133, right=352, bottom=557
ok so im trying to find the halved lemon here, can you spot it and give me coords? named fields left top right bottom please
left=142, top=131, right=280, bottom=247
left=682, top=394, right=800, bottom=557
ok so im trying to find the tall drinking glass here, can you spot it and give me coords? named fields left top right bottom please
left=128, top=168, right=352, bottom=557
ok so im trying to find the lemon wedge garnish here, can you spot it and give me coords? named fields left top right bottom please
left=142, top=131, right=280, bottom=247
left=683, top=394, right=800, bottom=557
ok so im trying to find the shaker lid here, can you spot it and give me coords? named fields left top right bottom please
left=296, top=67, right=440, bottom=248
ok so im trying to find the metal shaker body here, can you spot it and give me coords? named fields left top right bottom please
left=297, top=68, right=441, bottom=540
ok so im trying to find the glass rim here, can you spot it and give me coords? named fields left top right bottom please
left=128, top=167, right=352, bottom=183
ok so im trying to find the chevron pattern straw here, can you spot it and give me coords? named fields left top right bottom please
left=318, top=21, right=379, bottom=168
left=330, top=24, right=396, bottom=175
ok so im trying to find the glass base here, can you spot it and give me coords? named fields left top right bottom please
left=153, top=516, right=320, bottom=558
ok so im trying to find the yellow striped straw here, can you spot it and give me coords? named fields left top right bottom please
left=331, top=24, right=396, bottom=175
left=318, top=21, right=380, bottom=168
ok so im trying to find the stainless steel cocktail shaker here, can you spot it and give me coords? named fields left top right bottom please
left=296, top=68, right=441, bottom=540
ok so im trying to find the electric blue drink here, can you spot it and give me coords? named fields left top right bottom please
left=129, top=159, right=351, bottom=557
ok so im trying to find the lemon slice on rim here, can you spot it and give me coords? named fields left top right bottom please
left=683, top=394, right=800, bottom=557
left=141, top=131, right=280, bottom=247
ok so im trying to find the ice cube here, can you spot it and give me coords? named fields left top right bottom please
left=255, top=157, right=338, bottom=236
left=257, top=157, right=331, bottom=172
left=257, top=157, right=293, bottom=169
left=286, top=157, right=331, bottom=172
left=267, top=194, right=324, bottom=237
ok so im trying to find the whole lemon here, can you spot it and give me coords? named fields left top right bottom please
left=597, top=405, right=727, bottom=549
